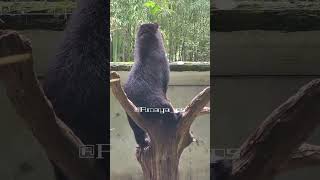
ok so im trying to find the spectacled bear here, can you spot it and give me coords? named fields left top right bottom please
left=124, top=23, right=182, bottom=148
left=42, top=0, right=108, bottom=179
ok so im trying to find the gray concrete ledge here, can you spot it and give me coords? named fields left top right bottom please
left=212, top=1, right=320, bottom=31
left=111, top=62, right=210, bottom=72
left=112, top=71, right=210, bottom=86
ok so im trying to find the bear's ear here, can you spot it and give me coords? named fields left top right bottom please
left=154, top=23, right=159, bottom=29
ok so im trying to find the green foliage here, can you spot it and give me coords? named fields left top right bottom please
left=144, top=1, right=161, bottom=15
left=144, top=1, right=160, bottom=21
left=111, top=0, right=210, bottom=62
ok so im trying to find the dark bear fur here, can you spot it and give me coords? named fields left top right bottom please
left=124, top=23, right=181, bottom=148
left=211, top=158, right=232, bottom=180
left=42, top=0, right=108, bottom=179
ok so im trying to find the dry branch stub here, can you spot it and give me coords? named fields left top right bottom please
left=278, top=143, right=320, bottom=174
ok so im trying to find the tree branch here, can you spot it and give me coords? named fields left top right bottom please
left=177, top=87, right=210, bottom=153
left=179, top=87, right=210, bottom=129
left=232, top=79, right=320, bottom=180
left=0, top=30, right=105, bottom=180
left=199, top=106, right=210, bottom=116
left=277, top=143, right=320, bottom=174
left=0, top=53, right=31, bottom=66
left=110, top=71, right=150, bottom=134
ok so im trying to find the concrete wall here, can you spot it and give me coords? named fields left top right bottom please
left=213, top=31, right=320, bottom=75
left=0, top=83, right=56, bottom=180
left=19, top=30, right=63, bottom=76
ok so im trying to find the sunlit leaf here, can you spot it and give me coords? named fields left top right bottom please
left=150, top=5, right=161, bottom=15
left=143, top=1, right=156, bottom=8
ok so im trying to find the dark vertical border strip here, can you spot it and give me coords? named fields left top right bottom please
left=210, top=2, right=214, bottom=180
left=106, top=0, right=111, bottom=177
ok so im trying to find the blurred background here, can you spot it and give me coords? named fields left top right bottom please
left=110, top=0, right=210, bottom=62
